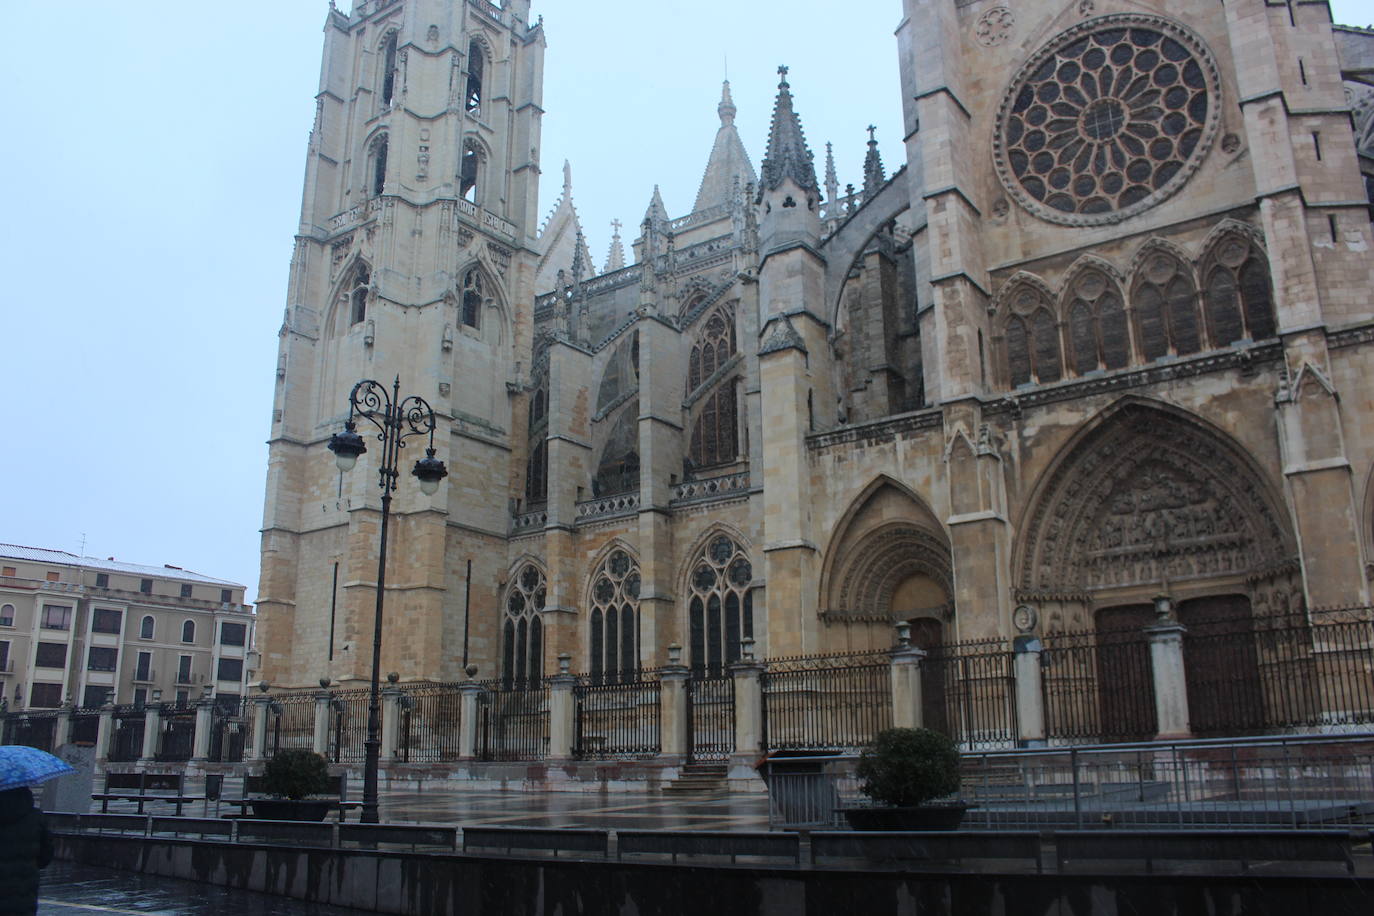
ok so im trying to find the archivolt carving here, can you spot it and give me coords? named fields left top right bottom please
left=831, top=524, right=953, bottom=618
left=1018, top=403, right=1292, bottom=596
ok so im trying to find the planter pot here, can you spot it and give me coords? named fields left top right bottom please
left=841, top=802, right=972, bottom=831
left=248, top=799, right=333, bottom=821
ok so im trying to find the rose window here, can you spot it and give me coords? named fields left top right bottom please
left=993, top=16, right=1220, bottom=226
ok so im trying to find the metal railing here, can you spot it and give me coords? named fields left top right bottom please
left=156, top=708, right=197, bottom=762
left=477, top=679, right=550, bottom=761
left=328, top=689, right=369, bottom=764
left=761, top=651, right=892, bottom=752
left=574, top=675, right=660, bottom=759
left=1, top=713, right=58, bottom=752
left=687, top=672, right=735, bottom=761
left=398, top=683, right=463, bottom=763
left=923, top=639, right=1020, bottom=750
left=109, top=709, right=144, bottom=762
left=1041, top=627, right=1158, bottom=744
left=268, top=693, right=315, bottom=754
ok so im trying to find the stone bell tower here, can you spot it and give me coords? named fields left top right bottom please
left=258, top=0, right=546, bottom=688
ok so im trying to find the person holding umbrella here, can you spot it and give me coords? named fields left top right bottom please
left=0, top=746, right=71, bottom=915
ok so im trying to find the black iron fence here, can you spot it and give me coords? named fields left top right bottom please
left=1041, top=626, right=1158, bottom=744
left=687, top=672, right=735, bottom=761
left=477, top=679, right=550, bottom=761
left=761, top=651, right=892, bottom=751
left=574, top=674, right=660, bottom=759
left=208, top=700, right=248, bottom=763
left=156, top=707, right=197, bottom=762
left=328, top=689, right=369, bottom=763
left=923, top=638, right=1020, bottom=750
left=109, top=708, right=145, bottom=762
left=1, top=713, right=57, bottom=752
left=268, top=693, right=315, bottom=754
left=398, top=683, right=464, bottom=763
left=68, top=709, right=101, bottom=747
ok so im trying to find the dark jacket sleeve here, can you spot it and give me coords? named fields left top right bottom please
left=37, top=820, right=53, bottom=869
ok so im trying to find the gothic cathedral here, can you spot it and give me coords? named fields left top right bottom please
left=257, top=0, right=1374, bottom=697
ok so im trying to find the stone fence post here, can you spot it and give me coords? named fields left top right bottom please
left=458, top=672, right=482, bottom=760
left=95, top=703, right=115, bottom=763
left=140, top=699, right=161, bottom=763
left=548, top=653, right=576, bottom=759
left=729, top=640, right=764, bottom=777
left=1013, top=634, right=1047, bottom=748
left=381, top=679, right=404, bottom=761
left=313, top=685, right=333, bottom=757
left=249, top=693, right=273, bottom=761
left=658, top=644, right=689, bottom=759
left=191, top=689, right=215, bottom=762
left=54, top=702, right=73, bottom=750
left=1145, top=598, right=1191, bottom=738
left=889, top=622, right=926, bottom=729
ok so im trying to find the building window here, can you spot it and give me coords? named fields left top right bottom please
left=592, top=405, right=640, bottom=497
left=140, top=578, right=152, bottom=594
left=220, top=588, right=233, bottom=604
left=175, top=689, right=190, bottom=707
left=41, top=605, right=71, bottom=630
left=87, top=646, right=117, bottom=672
left=460, top=266, right=484, bottom=328
left=502, top=564, right=546, bottom=686
left=688, top=535, right=754, bottom=675
left=1, top=567, right=15, bottom=577
left=134, top=651, right=152, bottom=682
left=92, top=608, right=122, bottom=634
left=180, top=583, right=192, bottom=598
left=1201, top=234, right=1275, bottom=347
left=1132, top=253, right=1200, bottom=360
left=369, top=135, right=388, bottom=198
left=217, top=658, right=244, bottom=682
left=95, top=573, right=109, bottom=588
left=588, top=549, right=641, bottom=684
left=30, top=683, right=63, bottom=709
left=0, top=641, right=9, bottom=671
left=0, top=604, right=13, bottom=627
left=177, top=655, right=193, bottom=684
left=34, top=642, right=67, bottom=669
left=139, top=615, right=154, bottom=639
left=380, top=31, right=398, bottom=107
left=181, top=620, right=195, bottom=643
left=46, top=571, right=59, bottom=582
left=339, top=262, right=371, bottom=328
left=465, top=40, right=484, bottom=115
left=1003, top=284, right=1063, bottom=387
left=220, top=622, right=247, bottom=647
left=1065, top=270, right=1129, bottom=375
left=134, top=687, right=147, bottom=708
left=82, top=685, right=110, bottom=708
left=460, top=139, right=481, bottom=204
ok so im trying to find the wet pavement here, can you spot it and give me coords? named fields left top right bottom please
left=37, top=862, right=375, bottom=915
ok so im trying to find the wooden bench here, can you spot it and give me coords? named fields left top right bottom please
left=222, top=774, right=359, bottom=821
left=617, top=830, right=800, bottom=865
left=462, top=826, right=609, bottom=858
left=810, top=831, right=1043, bottom=872
left=1054, top=829, right=1357, bottom=875
left=92, top=773, right=200, bottom=816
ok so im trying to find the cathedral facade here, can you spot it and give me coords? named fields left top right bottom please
left=257, top=0, right=1374, bottom=720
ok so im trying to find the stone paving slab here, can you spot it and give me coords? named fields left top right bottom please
left=37, top=862, right=374, bottom=916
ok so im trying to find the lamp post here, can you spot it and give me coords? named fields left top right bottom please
left=328, top=376, right=448, bottom=824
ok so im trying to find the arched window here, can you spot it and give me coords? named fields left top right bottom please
left=688, top=535, right=753, bottom=676
left=503, top=564, right=546, bottom=687
left=1003, top=289, right=1062, bottom=387
left=460, top=267, right=483, bottom=328
left=340, top=262, right=371, bottom=328
left=592, top=405, right=639, bottom=497
left=1132, top=253, right=1200, bottom=360
left=589, top=549, right=640, bottom=684
left=369, top=135, right=388, bottom=198
left=690, top=387, right=738, bottom=468
left=1064, top=269, right=1129, bottom=375
left=460, top=139, right=481, bottom=203
left=0, top=604, right=14, bottom=627
left=181, top=620, right=195, bottom=643
left=465, top=40, right=484, bottom=115
left=380, top=32, right=398, bottom=108
left=524, top=373, right=548, bottom=506
left=140, top=615, right=154, bottom=639
left=1202, top=234, right=1275, bottom=347
left=687, top=306, right=736, bottom=394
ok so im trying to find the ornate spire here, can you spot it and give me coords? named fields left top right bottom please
left=862, top=125, right=886, bottom=201
left=562, top=159, right=573, bottom=199
left=693, top=81, right=758, bottom=213
left=571, top=228, right=586, bottom=283
left=824, top=141, right=839, bottom=206
left=759, top=65, right=818, bottom=196
left=605, top=219, right=626, bottom=272
left=644, top=185, right=669, bottom=226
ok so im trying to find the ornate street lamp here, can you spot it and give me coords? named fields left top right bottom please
left=328, top=377, right=448, bottom=824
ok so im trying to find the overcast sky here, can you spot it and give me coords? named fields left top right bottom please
left=0, top=0, right=1368, bottom=603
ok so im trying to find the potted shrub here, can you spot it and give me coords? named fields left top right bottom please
left=843, top=727, right=969, bottom=830
left=250, top=749, right=333, bottom=821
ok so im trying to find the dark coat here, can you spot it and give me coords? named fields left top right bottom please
left=0, top=787, right=53, bottom=916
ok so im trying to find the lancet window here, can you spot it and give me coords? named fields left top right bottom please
left=687, top=305, right=739, bottom=469
left=1201, top=236, right=1275, bottom=347
left=1065, top=269, right=1129, bottom=375
left=465, top=40, right=484, bottom=116
left=524, top=372, right=548, bottom=506
left=340, top=263, right=371, bottom=328
left=688, top=535, right=753, bottom=675
left=589, top=550, right=640, bottom=684
left=380, top=32, right=398, bottom=108
left=460, top=140, right=480, bottom=203
left=369, top=135, right=388, bottom=198
left=503, top=564, right=546, bottom=687
left=461, top=267, right=484, bottom=328
left=1003, top=290, right=1062, bottom=387
left=1132, top=253, right=1200, bottom=360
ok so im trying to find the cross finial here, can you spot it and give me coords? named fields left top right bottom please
left=610, top=218, right=622, bottom=236
left=778, top=65, right=789, bottom=82
left=867, top=125, right=877, bottom=142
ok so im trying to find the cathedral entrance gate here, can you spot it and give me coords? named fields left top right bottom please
left=686, top=672, right=734, bottom=762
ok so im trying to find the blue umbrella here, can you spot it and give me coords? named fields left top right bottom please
left=0, top=746, right=76, bottom=792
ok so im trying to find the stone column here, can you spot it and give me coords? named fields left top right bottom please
left=381, top=684, right=403, bottom=761
left=658, top=645, right=689, bottom=759
left=547, top=654, right=576, bottom=760
left=140, top=703, right=161, bottom=763
left=249, top=694, right=273, bottom=761
left=313, top=688, right=333, bottom=756
left=191, top=692, right=215, bottom=762
left=95, top=703, right=115, bottom=763
left=54, top=702, right=73, bottom=750
left=1145, top=611, right=1191, bottom=739
left=889, top=623, right=925, bottom=729
left=729, top=649, right=765, bottom=770
left=1013, top=635, right=1047, bottom=748
left=458, top=679, right=482, bottom=760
